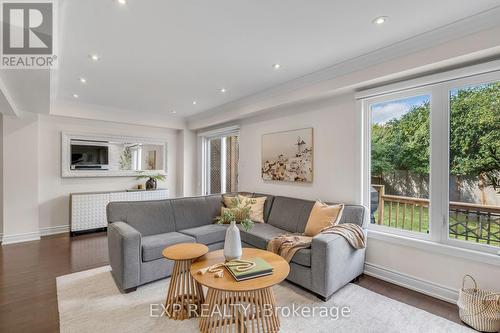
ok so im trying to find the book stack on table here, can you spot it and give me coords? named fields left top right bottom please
left=226, top=258, right=274, bottom=282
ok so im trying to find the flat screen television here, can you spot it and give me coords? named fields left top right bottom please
left=70, top=142, right=109, bottom=170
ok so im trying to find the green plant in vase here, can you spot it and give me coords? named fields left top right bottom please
left=215, top=197, right=255, bottom=231
left=136, top=173, right=166, bottom=190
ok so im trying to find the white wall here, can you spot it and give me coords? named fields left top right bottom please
left=37, top=114, right=179, bottom=230
left=234, top=92, right=500, bottom=300
left=365, top=238, right=500, bottom=298
left=0, top=114, right=3, bottom=240
left=176, top=129, right=197, bottom=197
left=0, top=112, right=180, bottom=242
left=238, top=93, right=361, bottom=204
left=2, top=112, right=40, bottom=243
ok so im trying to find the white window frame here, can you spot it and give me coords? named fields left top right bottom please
left=198, top=126, right=240, bottom=195
left=362, top=87, right=434, bottom=241
left=359, top=60, right=500, bottom=257
left=439, top=71, right=500, bottom=254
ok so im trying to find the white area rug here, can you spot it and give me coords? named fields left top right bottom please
left=56, top=266, right=475, bottom=333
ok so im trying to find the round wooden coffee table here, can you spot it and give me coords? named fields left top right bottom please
left=191, top=248, right=290, bottom=333
left=163, top=243, right=209, bottom=320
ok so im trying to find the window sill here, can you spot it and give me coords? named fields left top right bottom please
left=367, top=229, right=500, bottom=267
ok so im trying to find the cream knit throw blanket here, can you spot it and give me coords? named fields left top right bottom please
left=267, top=223, right=366, bottom=263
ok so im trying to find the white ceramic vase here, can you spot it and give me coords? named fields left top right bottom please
left=224, top=221, right=242, bottom=261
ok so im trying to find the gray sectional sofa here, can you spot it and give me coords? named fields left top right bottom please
left=107, top=193, right=367, bottom=300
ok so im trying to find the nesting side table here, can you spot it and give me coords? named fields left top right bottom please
left=162, top=243, right=209, bottom=320
left=191, top=248, right=290, bottom=332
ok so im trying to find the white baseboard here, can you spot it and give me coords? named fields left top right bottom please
left=364, top=262, right=459, bottom=304
left=40, top=225, right=70, bottom=237
left=1, top=231, right=41, bottom=245
left=1, top=225, right=69, bottom=245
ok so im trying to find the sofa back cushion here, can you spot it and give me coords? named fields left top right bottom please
left=107, top=200, right=176, bottom=236
left=205, top=194, right=223, bottom=220
left=171, top=196, right=220, bottom=230
left=338, top=204, right=366, bottom=228
left=267, top=196, right=315, bottom=233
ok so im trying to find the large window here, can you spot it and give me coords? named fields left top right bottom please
left=370, top=94, right=431, bottom=235
left=362, top=67, right=500, bottom=255
left=202, top=130, right=239, bottom=195
left=448, top=81, right=500, bottom=248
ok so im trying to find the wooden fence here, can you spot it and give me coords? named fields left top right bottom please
left=372, top=185, right=500, bottom=246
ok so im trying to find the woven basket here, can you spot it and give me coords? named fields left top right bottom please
left=457, top=275, right=500, bottom=332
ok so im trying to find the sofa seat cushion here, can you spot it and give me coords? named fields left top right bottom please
left=239, top=223, right=287, bottom=250
left=240, top=224, right=311, bottom=267
left=141, top=232, right=195, bottom=262
left=178, top=224, right=228, bottom=245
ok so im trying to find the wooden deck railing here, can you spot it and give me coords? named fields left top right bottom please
left=371, top=185, right=500, bottom=246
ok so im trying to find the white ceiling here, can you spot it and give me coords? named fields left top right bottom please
left=53, top=0, right=500, bottom=117
left=0, top=69, right=50, bottom=114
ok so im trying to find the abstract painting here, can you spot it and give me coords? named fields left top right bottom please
left=261, top=128, right=313, bottom=182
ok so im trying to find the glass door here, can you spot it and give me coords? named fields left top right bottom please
left=204, top=135, right=239, bottom=195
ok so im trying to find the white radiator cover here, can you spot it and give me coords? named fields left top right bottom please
left=70, top=189, right=169, bottom=232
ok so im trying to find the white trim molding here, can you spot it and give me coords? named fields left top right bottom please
left=39, top=225, right=70, bottom=237
left=364, top=262, right=459, bottom=304
left=197, top=125, right=240, bottom=138
left=356, top=59, right=500, bottom=100
left=1, top=225, right=70, bottom=245
left=1, top=231, right=41, bottom=245
left=368, top=230, right=500, bottom=267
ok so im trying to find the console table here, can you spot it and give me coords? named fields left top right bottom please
left=70, top=189, right=169, bottom=235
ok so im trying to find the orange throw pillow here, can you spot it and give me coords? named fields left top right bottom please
left=304, top=201, right=344, bottom=236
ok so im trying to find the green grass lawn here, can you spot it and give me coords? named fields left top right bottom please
left=373, top=203, right=500, bottom=247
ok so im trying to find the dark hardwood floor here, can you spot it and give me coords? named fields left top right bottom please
left=0, top=232, right=463, bottom=332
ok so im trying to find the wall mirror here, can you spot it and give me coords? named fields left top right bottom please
left=61, top=132, right=167, bottom=178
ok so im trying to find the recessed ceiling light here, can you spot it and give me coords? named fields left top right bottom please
left=372, top=16, right=388, bottom=25
left=171, top=110, right=177, bottom=114
left=220, top=88, right=227, bottom=93
left=272, top=63, right=281, bottom=70
left=117, top=0, right=127, bottom=5
left=192, top=101, right=197, bottom=105
left=79, top=77, right=87, bottom=84
left=89, top=54, right=100, bottom=61
left=73, top=93, right=79, bottom=98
